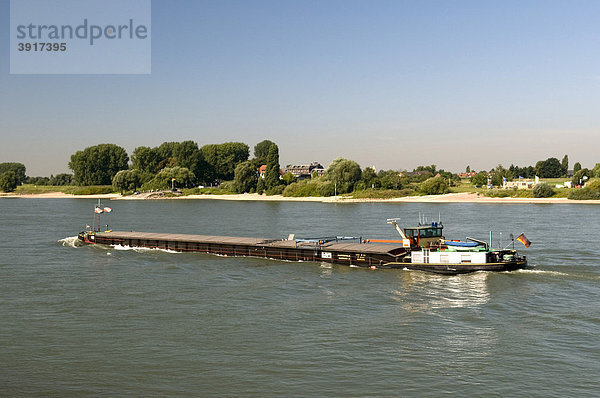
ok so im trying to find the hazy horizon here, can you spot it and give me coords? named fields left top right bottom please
left=2, top=0, right=599, bottom=176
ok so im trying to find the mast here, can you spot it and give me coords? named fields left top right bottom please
left=96, top=199, right=101, bottom=232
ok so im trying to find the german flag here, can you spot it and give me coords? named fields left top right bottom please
left=516, top=233, right=531, bottom=248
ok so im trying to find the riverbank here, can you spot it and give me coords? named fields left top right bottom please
left=179, top=192, right=600, bottom=204
left=3, top=191, right=600, bottom=204
left=0, top=192, right=121, bottom=199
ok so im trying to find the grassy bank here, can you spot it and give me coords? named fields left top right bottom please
left=181, top=187, right=236, bottom=195
left=14, top=184, right=114, bottom=195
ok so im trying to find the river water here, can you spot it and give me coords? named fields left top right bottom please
left=1, top=198, right=599, bottom=397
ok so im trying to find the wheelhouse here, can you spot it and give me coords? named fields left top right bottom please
left=403, top=223, right=444, bottom=247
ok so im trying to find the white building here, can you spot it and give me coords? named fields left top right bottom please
left=503, top=176, right=539, bottom=189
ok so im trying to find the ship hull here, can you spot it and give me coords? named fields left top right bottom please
left=382, top=260, right=528, bottom=274
left=77, top=231, right=527, bottom=275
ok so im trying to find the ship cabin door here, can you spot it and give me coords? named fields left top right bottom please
left=403, top=225, right=444, bottom=248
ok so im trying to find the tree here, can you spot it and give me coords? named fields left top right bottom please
left=173, top=141, right=207, bottom=182
left=155, top=142, right=179, bottom=170
left=132, top=146, right=161, bottom=174
left=143, top=167, right=196, bottom=190
left=133, top=141, right=208, bottom=183
left=0, top=171, right=18, bottom=192
left=201, top=142, right=249, bottom=182
left=415, top=164, right=437, bottom=174
left=510, top=164, right=535, bottom=179
left=326, top=158, right=362, bottom=194
left=27, top=176, right=50, bottom=185
left=256, top=177, right=266, bottom=194
left=69, top=144, right=129, bottom=185
left=264, top=144, right=281, bottom=190
left=0, top=162, right=26, bottom=185
left=360, top=167, right=378, bottom=189
left=282, top=172, right=297, bottom=185
left=466, top=165, right=471, bottom=173
left=536, top=157, right=562, bottom=178
left=419, top=176, right=449, bottom=195
left=49, top=173, right=73, bottom=186
left=112, top=169, right=142, bottom=194
left=233, top=161, right=258, bottom=193
left=490, top=164, right=512, bottom=187
left=533, top=183, right=554, bottom=198
left=534, top=160, right=544, bottom=177
left=561, top=155, right=569, bottom=176
left=253, top=140, right=276, bottom=166
left=572, top=168, right=591, bottom=187
left=592, top=163, right=600, bottom=178
left=470, top=171, right=488, bottom=186
left=378, top=170, right=403, bottom=190
left=573, top=162, right=582, bottom=173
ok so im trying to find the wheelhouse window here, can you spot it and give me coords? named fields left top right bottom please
left=404, top=228, right=442, bottom=238
left=419, top=228, right=442, bottom=238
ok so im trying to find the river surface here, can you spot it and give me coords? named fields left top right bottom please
left=1, top=198, right=599, bottom=397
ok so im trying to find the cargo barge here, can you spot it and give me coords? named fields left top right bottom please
left=78, top=204, right=528, bottom=274
left=78, top=230, right=408, bottom=268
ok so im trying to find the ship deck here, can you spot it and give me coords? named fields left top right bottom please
left=97, top=231, right=404, bottom=256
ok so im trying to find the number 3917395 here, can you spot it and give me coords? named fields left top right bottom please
left=18, top=43, right=67, bottom=51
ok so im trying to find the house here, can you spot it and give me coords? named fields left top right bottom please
left=458, top=171, right=477, bottom=178
left=258, top=165, right=267, bottom=178
left=284, top=162, right=325, bottom=180
left=503, top=176, right=539, bottom=189
left=258, top=164, right=284, bottom=179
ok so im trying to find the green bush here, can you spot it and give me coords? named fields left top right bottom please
left=181, top=187, right=235, bottom=195
left=568, top=180, right=600, bottom=200
left=350, top=188, right=415, bottom=199
left=532, top=183, right=554, bottom=198
left=0, top=171, right=18, bottom=192
left=326, top=158, right=362, bottom=193
left=71, top=186, right=114, bottom=195
left=483, top=189, right=534, bottom=198
left=470, top=171, right=488, bottom=186
left=571, top=169, right=591, bottom=187
left=584, top=179, right=600, bottom=191
left=265, top=185, right=285, bottom=196
left=418, top=177, right=449, bottom=195
left=484, top=189, right=511, bottom=198
left=282, top=179, right=335, bottom=197
left=218, top=181, right=236, bottom=192
left=568, top=189, right=600, bottom=200
left=142, top=166, right=196, bottom=191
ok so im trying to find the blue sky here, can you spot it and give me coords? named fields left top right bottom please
left=1, top=0, right=600, bottom=176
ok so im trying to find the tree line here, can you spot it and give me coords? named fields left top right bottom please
left=468, top=155, right=600, bottom=188
left=2, top=148, right=600, bottom=198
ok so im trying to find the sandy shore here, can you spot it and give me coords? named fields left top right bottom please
left=0, top=192, right=121, bottom=199
left=2, top=191, right=600, bottom=204
left=104, top=191, right=600, bottom=204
